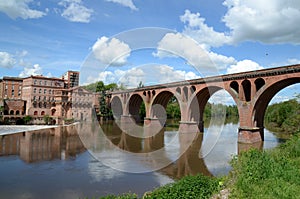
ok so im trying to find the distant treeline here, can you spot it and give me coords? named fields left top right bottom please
left=265, top=98, right=300, bottom=134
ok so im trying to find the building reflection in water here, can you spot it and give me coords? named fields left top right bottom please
left=0, top=125, right=86, bottom=163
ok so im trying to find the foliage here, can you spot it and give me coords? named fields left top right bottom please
left=265, top=99, right=300, bottom=133
left=43, top=115, right=52, bottom=125
left=98, top=193, right=138, bottom=199
left=83, top=81, right=119, bottom=92
left=23, top=115, right=32, bottom=124
left=229, top=132, right=300, bottom=199
left=143, top=174, right=220, bottom=199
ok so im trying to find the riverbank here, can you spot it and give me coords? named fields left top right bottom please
left=97, top=131, right=300, bottom=199
left=0, top=124, right=59, bottom=135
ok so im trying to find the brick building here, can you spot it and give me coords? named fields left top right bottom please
left=0, top=71, right=99, bottom=124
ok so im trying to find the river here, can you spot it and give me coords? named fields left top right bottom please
left=0, top=120, right=287, bottom=198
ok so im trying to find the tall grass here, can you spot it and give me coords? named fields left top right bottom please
left=229, top=132, right=300, bottom=199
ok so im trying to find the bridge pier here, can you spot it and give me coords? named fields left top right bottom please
left=179, top=121, right=201, bottom=133
left=238, top=126, right=264, bottom=144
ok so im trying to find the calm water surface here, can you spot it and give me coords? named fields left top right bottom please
left=0, top=121, right=286, bottom=198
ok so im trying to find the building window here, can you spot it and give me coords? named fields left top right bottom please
left=39, top=89, right=42, bottom=94
left=34, top=80, right=37, bottom=85
left=39, top=81, right=42, bottom=85
left=44, top=89, right=46, bottom=94
left=41, top=111, right=45, bottom=116
left=44, top=81, right=47, bottom=86
left=11, top=90, right=14, bottom=96
left=34, top=111, right=38, bottom=115
left=49, top=89, right=51, bottom=94
left=34, top=88, right=37, bottom=93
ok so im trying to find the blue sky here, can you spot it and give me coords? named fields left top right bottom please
left=0, top=0, right=299, bottom=102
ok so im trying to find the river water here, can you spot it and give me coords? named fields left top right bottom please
left=0, top=121, right=286, bottom=198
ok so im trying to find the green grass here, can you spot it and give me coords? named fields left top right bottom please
left=229, top=132, right=300, bottom=199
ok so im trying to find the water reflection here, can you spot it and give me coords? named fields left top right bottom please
left=0, top=121, right=286, bottom=198
left=0, top=125, right=85, bottom=162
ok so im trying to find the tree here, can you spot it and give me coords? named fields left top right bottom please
left=43, top=115, right=51, bottom=125
left=96, top=81, right=105, bottom=92
left=105, top=83, right=118, bottom=91
left=23, top=115, right=32, bottom=124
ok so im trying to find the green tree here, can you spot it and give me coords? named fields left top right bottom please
left=43, top=115, right=51, bottom=125
left=23, top=115, right=32, bottom=124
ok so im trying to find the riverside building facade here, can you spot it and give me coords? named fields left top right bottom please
left=0, top=71, right=99, bottom=124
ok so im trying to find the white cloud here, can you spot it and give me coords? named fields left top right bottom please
left=106, top=0, right=138, bottom=11
left=59, top=0, right=93, bottom=23
left=154, top=33, right=236, bottom=73
left=0, top=0, right=46, bottom=19
left=19, top=64, right=43, bottom=77
left=222, top=0, right=300, bottom=44
left=0, top=52, right=16, bottom=68
left=226, top=59, right=264, bottom=74
left=180, top=10, right=231, bottom=49
left=92, top=36, right=131, bottom=66
left=84, top=65, right=200, bottom=89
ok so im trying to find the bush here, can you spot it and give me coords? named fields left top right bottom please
left=143, top=174, right=220, bottom=199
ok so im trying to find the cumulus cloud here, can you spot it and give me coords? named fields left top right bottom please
left=222, top=0, right=300, bottom=44
left=59, top=0, right=93, bottom=23
left=19, top=64, right=43, bottom=77
left=180, top=10, right=231, bottom=49
left=154, top=33, right=236, bottom=73
left=0, top=0, right=46, bottom=19
left=226, top=59, right=264, bottom=74
left=106, top=0, right=138, bottom=11
left=84, top=64, right=200, bottom=88
left=0, top=52, right=16, bottom=68
left=92, top=36, right=131, bottom=66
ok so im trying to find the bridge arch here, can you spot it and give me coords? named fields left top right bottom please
left=150, top=90, right=180, bottom=120
left=188, top=86, right=238, bottom=131
left=252, top=77, right=300, bottom=131
left=126, top=94, right=145, bottom=123
left=111, top=96, right=123, bottom=120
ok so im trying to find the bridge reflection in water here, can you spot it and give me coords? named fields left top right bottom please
left=77, top=120, right=282, bottom=178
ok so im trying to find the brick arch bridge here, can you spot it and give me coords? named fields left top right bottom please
left=109, top=64, right=300, bottom=143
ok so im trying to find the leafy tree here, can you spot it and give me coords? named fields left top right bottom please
left=23, top=115, right=32, bottom=124
left=105, top=83, right=118, bottom=91
left=43, top=115, right=51, bottom=125
left=96, top=81, right=105, bottom=92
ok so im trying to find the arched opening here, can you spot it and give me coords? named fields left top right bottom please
left=152, top=91, right=180, bottom=126
left=242, top=80, right=251, bottom=102
left=255, top=78, right=265, bottom=92
left=190, top=86, right=223, bottom=131
left=34, top=111, right=38, bottom=115
left=16, top=110, right=20, bottom=115
left=206, top=90, right=239, bottom=126
left=41, top=111, right=45, bottom=116
left=10, top=110, right=14, bottom=115
left=253, top=78, right=300, bottom=136
left=128, top=94, right=144, bottom=124
left=51, top=109, right=56, bottom=116
left=111, top=96, right=123, bottom=120
left=230, top=81, right=239, bottom=94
